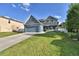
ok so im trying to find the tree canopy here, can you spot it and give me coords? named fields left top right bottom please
left=66, top=3, right=79, bottom=32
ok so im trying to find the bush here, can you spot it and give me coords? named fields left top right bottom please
left=75, top=33, right=79, bottom=41
left=12, top=30, right=18, bottom=32
left=17, top=29, right=24, bottom=33
left=69, top=32, right=76, bottom=39
left=12, top=29, right=24, bottom=33
left=70, top=32, right=79, bottom=41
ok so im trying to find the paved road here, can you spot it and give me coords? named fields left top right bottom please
left=0, top=33, right=33, bottom=52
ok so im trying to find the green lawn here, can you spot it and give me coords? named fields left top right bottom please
left=0, top=31, right=79, bottom=56
left=0, top=32, right=19, bottom=38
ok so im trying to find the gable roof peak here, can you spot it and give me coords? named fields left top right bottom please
left=47, top=16, right=54, bottom=19
left=46, top=16, right=58, bottom=21
left=30, top=15, right=37, bottom=18
left=24, top=15, right=42, bottom=25
left=30, top=15, right=34, bottom=17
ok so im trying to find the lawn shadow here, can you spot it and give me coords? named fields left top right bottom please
left=50, top=36, right=79, bottom=56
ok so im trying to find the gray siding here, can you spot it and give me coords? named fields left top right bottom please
left=24, top=25, right=43, bottom=32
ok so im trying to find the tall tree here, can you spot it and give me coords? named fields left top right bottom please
left=66, top=3, right=79, bottom=32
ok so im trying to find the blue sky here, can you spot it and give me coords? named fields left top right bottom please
left=0, top=3, right=69, bottom=23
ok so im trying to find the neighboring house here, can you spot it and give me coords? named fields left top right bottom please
left=59, top=22, right=66, bottom=28
left=24, top=15, right=58, bottom=32
left=40, top=16, right=58, bottom=31
left=58, top=22, right=68, bottom=33
left=0, top=16, right=24, bottom=32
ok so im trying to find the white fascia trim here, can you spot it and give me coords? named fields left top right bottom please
left=24, top=14, right=32, bottom=24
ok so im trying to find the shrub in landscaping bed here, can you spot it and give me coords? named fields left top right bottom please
left=69, top=32, right=79, bottom=41
left=75, top=33, right=79, bottom=41
left=69, top=33, right=76, bottom=40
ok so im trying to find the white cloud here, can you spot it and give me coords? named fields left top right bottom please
left=21, top=3, right=30, bottom=11
left=25, top=8, right=30, bottom=11
left=11, top=4, right=16, bottom=7
left=54, top=15, right=61, bottom=19
left=18, top=3, right=30, bottom=12
left=11, top=3, right=30, bottom=12
left=22, top=3, right=30, bottom=6
left=20, top=6, right=30, bottom=11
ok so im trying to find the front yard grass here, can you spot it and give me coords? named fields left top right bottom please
left=0, top=31, right=79, bottom=56
left=0, top=32, right=19, bottom=38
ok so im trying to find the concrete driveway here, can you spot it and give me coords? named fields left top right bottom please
left=0, top=33, right=33, bottom=52
left=0, top=32, right=44, bottom=52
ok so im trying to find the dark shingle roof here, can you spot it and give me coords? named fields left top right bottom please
left=25, top=15, right=58, bottom=25
left=39, top=19, right=44, bottom=22
left=24, top=15, right=42, bottom=25
left=46, top=16, right=58, bottom=21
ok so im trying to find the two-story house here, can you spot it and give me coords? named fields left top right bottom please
left=24, top=15, right=58, bottom=32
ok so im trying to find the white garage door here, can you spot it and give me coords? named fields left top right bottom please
left=25, top=26, right=39, bottom=32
